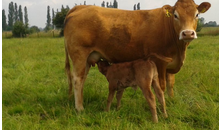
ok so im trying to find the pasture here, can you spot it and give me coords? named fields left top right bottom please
left=2, top=35, right=219, bottom=129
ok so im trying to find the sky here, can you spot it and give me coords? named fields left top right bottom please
left=2, top=0, right=219, bottom=28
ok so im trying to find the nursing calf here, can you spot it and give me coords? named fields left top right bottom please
left=97, top=54, right=172, bottom=123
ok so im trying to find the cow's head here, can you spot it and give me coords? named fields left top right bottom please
left=164, top=0, right=211, bottom=42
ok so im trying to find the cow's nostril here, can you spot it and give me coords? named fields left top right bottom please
left=191, top=31, right=194, bottom=36
left=182, top=32, right=186, bottom=36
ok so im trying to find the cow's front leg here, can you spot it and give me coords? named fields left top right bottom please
left=166, top=73, right=175, bottom=97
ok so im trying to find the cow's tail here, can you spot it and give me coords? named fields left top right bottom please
left=148, top=53, right=173, bottom=63
left=65, top=39, right=73, bottom=97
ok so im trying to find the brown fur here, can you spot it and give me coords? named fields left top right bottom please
left=64, top=0, right=211, bottom=112
left=97, top=54, right=172, bottom=123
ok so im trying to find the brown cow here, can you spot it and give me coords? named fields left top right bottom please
left=97, top=54, right=172, bottom=123
left=64, top=0, right=211, bottom=111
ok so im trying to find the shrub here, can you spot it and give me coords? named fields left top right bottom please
left=196, top=20, right=203, bottom=32
left=12, top=21, right=26, bottom=37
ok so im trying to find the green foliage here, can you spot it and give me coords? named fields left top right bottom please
left=29, top=26, right=40, bottom=34
left=2, top=36, right=219, bottom=129
left=18, top=5, right=23, bottom=23
left=196, top=19, right=203, bottom=32
left=101, top=1, right=105, bottom=7
left=53, top=7, right=69, bottom=36
left=137, top=3, right=140, bottom=10
left=2, top=9, right=7, bottom=31
left=24, top=6, right=28, bottom=27
left=12, top=21, right=26, bottom=37
left=14, top=3, right=18, bottom=22
left=8, top=2, right=14, bottom=31
left=52, top=8, right=55, bottom=29
left=113, top=0, right=118, bottom=8
left=45, top=6, right=52, bottom=32
left=134, top=3, right=140, bottom=10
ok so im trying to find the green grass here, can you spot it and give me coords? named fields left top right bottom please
left=2, top=36, right=219, bottom=129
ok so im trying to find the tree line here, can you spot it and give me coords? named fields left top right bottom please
left=2, top=1, right=29, bottom=37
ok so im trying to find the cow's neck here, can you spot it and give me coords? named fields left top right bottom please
left=163, top=15, right=190, bottom=73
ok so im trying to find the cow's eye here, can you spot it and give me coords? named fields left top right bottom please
left=174, top=14, right=178, bottom=19
left=195, top=13, right=199, bottom=18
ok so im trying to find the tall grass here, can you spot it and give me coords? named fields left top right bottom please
left=197, top=27, right=219, bottom=36
left=2, top=36, right=219, bottom=129
left=2, top=30, right=60, bottom=39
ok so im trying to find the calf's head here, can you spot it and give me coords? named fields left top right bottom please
left=164, top=0, right=211, bottom=42
left=97, top=60, right=111, bottom=76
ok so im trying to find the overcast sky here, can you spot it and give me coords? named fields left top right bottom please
left=2, top=0, right=219, bottom=28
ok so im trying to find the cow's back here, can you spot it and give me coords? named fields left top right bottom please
left=64, top=5, right=167, bottom=62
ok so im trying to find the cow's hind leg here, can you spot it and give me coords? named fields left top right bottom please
left=68, top=50, right=92, bottom=112
left=166, top=73, right=175, bottom=97
left=71, top=63, right=90, bottom=112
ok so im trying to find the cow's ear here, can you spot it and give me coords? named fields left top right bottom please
left=163, top=5, right=173, bottom=17
left=198, top=2, right=211, bottom=13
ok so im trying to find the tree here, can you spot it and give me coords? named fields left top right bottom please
left=29, top=26, right=40, bottom=34
left=113, top=0, right=118, bottom=8
left=14, top=3, right=18, bottom=22
left=199, top=17, right=205, bottom=25
left=24, top=6, right=28, bottom=26
left=12, top=21, right=25, bottom=37
left=66, top=5, right=70, bottom=10
left=196, top=19, right=203, bottom=32
left=101, top=1, right=105, bottom=7
left=204, top=21, right=218, bottom=27
left=18, top=5, right=23, bottom=23
left=2, top=9, right=7, bottom=31
left=8, top=2, right=14, bottom=30
left=45, top=6, right=51, bottom=32
left=134, top=4, right=136, bottom=10
left=24, top=6, right=29, bottom=35
left=137, top=3, right=140, bottom=10
left=53, top=6, right=70, bottom=36
left=52, top=8, right=55, bottom=29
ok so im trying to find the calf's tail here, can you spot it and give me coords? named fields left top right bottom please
left=148, top=53, right=173, bottom=63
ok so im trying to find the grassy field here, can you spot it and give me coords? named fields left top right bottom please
left=2, top=35, right=219, bottom=129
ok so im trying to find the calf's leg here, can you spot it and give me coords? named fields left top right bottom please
left=152, top=76, right=168, bottom=118
left=139, top=80, right=158, bottom=123
left=106, top=84, right=116, bottom=112
left=116, top=89, right=124, bottom=110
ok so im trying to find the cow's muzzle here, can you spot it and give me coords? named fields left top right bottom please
left=179, top=30, right=197, bottom=42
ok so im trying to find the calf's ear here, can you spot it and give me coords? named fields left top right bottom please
left=198, top=2, right=211, bottom=13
